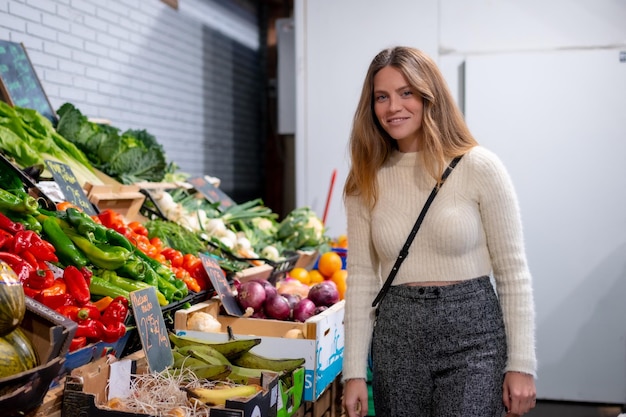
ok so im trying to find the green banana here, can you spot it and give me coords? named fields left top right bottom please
left=166, top=364, right=232, bottom=381
left=169, top=333, right=262, bottom=359
left=173, top=351, right=209, bottom=369
left=231, top=351, right=305, bottom=374
left=185, top=384, right=262, bottom=406
left=176, top=345, right=231, bottom=366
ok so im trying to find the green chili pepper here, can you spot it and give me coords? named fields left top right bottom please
left=89, top=275, right=130, bottom=301
left=115, top=253, right=146, bottom=281
left=138, top=263, right=159, bottom=287
left=65, top=207, right=108, bottom=241
left=65, top=230, right=131, bottom=270
left=41, top=216, right=89, bottom=268
left=106, top=272, right=168, bottom=306
left=156, top=274, right=184, bottom=302
left=104, top=228, right=134, bottom=251
left=0, top=188, right=39, bottom=214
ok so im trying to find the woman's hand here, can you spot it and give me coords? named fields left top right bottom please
left=343, top=378, right=369, bottom=417
left=503, top=371, right=536, bottom=416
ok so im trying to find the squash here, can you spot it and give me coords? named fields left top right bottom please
left=0, top=327, right=39, bottom=378
left=0, top=260, right=26, bottom=337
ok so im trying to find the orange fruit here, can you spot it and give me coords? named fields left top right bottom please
left=335, top=234, right=348, bottom=249
left=308, top=270, right=325, bottom=284
left=289, top=267, right=311, bottom=285
left=318, top=251, right=343, bottom=278
left=330, top=269, right=347, bottom=300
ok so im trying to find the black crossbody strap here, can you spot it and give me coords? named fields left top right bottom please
left=371, top=155, right=463, bottom=308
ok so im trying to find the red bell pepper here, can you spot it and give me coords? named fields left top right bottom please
left=26, top=262, right=55, bottom=290
left=69, top=336, right=87, bottom=352
left=100, top=321, right=126, bottom=343
left=75, top=318, right=104, bottom=340
left=0, top=251, right=34, bottom=282
left=57, top=305, right=81, bottom=321
left=0, top=212, right=24, bottom=234
left=101, top=296, right=128, bottom=326
left=37, top=292, right=76, bottom=310
left=40, top=278, right=67, bottom=296
left=64, top=265, right=91, bottom=305
left=23, top=284, right=41, bottom=298
left=77, top=304, right=101, bottom=322
left=19, top=249, right=38, bottom=270
left=0, top=229, right=13, bottom=250
left=11, top=230, right=58, bottom=262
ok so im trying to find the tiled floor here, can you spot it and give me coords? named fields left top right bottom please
left=527, top=401, right=623, bottom=417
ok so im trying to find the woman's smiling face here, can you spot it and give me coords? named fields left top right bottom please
left=373, top=66, right=424, bottom=152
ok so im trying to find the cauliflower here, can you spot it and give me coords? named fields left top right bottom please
left=186, top=311, right=221, bottom=333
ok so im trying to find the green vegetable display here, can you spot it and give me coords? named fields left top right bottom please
left=0, top=101, right=101, bottom=186
left=56, top=103, right=170, bottom=184
left=276, top=206, right=331, bottom=252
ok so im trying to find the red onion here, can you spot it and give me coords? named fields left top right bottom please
left=254, top=278, right=278, bottom=299
left=293, top=298, right=317, bottom=322
left=264, top=294, right=291, bottom=321
left=237, top=280, right=266, bottom=312
left=307, top=281, right=339, bottom=307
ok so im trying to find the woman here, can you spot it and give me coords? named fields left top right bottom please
left=341, top=46, right=537, bottom=417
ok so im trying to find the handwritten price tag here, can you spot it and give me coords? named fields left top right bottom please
left=188, top=176, right=236, bottom=212
left=200, top=253, right=243, bottom=317
left=130, top=287, right=173, bottom=372
left=44, top=159, right=97, bottom=215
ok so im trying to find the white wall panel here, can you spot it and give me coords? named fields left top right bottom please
left=464, top=49, right=626, bottom=403
left=295, top=0, right=438, bottom=236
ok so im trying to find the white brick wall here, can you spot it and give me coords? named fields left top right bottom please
left=0, top=0, right=262, bottom=191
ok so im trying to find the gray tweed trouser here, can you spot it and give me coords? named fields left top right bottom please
left=371, top=276, right=507, bottom=417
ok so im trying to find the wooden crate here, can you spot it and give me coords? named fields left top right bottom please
left=84, top=182, right=145, bottom=221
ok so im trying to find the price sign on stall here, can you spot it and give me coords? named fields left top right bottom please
left=130, top=286, right=173, bottom=372
left=188, top=176, right=236, bottom=212
left=44, top=160, right=97, bottom=215
left=199, top=253, right=243, bottom=317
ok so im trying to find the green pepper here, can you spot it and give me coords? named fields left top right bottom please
left=41, top=216, right=89, bottom=268
left=65, top=230, right=131, bottom=270
left=156, top=274, right=184, bottom=302
left=104, top=228, right=134, bottom=251
left=89, top=275, right=130, bottom=300
left=105, top=271, right=168, bottom=306
left=65, top=207, right=108, bottom=241
left=0, top=188, right=39, bottom=214
left=115, top=253, right=146, bottom=282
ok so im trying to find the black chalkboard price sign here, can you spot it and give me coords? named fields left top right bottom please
left=130, top=286, right=174, bottom=373
left=188, top=176, right=236, bottom=212
left=199, top=253, right=243, bottom=317
left=0, top=40, right=57, bottom=123
left=44, top=160, right=97, bottom=215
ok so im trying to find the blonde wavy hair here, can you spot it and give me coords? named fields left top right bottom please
left=343, top=46, right=478, bottom=208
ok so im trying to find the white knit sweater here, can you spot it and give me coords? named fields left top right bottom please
left=342, top=146, right=536, bottom=381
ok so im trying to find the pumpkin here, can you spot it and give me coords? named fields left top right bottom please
left=0, top=327, right=39, bottom=379
left=0, top=260, right=26, bottom=337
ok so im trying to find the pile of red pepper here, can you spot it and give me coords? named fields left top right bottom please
left=0, top=212, right=60, bottom=293
left=0, top=211, right=128, bottom=351
left=61, top=294, right=129, bottom=352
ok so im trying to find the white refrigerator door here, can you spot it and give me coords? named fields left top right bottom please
left=464, top=48, right=626, bottom=403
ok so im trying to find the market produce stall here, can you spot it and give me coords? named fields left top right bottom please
left=0, top=89, right=347, bottom=416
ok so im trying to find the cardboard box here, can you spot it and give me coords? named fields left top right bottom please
left=174, top=299, right=345, bottom=401
left=0, top=297, right=77, bottom=416
left=277, top=367, right=305, bottom=417
left=62, top=353, right=279, bottom=417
